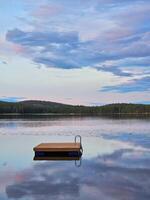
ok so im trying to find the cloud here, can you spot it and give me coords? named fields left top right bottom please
left=0, top=60, right=7, bottom=64
left=6, top=28, right=150, bottom=72
left=31, top=4, right=62, bottom=18
left=115, top=3, right=150, bottom=25
left=6, top=28, right=79, bottom=46
left=96, top=64, right=133, bottom=77
left=118, top=57, right=150, bottom=67
left=3, top=0, right=150, bottom=84
left=101, top=76, right=150, bottom=93
left=95, top=0, right=144, bottom=4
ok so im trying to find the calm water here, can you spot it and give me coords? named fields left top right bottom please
left=0, top=116, right=150, bottom=200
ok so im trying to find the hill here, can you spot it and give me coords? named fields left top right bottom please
left=0, top=100, right=150, bottom=115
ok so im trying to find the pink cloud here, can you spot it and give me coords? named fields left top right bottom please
left=104, top=27, right=133, bottom=42
left=12, top=44, right=26, bottom=54
left=32, top=4, right=62, bottom=18
left=115, top=4, right=150, bottom=25
left=0, top=37, right=26, bottom=57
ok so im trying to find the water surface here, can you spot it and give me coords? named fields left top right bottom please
left=0, top=116, right=150, bottom=200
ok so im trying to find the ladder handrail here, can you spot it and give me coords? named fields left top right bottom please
left=74, top=135, right=82, bottom=145
left=74, top=135, right=83, bottom=153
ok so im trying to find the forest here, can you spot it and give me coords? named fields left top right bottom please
left=0, top=100, right=150, bottom=115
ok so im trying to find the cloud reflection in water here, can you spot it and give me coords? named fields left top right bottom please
left=6, top=148, right=150, bottom=200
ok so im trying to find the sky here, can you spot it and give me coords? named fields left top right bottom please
left=0, top=0, right=150, bottom=105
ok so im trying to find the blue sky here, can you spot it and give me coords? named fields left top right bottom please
left=0, top=0, right=150, bottom=105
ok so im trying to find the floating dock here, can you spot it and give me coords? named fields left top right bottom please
left=34, top=143, right=81, bottom=152
left=33, top=135, right=83, bottom=159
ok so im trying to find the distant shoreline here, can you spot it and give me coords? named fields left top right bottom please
left=0, top=100, right=150, bottom=116
left=0, top=113, right=150, bottom=116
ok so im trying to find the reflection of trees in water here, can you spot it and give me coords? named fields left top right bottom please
left=6, top=148, right=150, bottom=200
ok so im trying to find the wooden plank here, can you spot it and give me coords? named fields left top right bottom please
left=33, top=142, right=81, bottom=152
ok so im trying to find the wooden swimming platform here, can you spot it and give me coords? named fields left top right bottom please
left=33, top=135, right=83, bottom=159
left=34, top=143, right=81, bottom=152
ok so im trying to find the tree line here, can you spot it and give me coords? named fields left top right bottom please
left=0, top=100, right=150, bottom=115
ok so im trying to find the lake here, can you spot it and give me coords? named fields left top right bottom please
left=0, top=116, right=150, bottom=200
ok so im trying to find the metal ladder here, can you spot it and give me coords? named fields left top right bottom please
left=75, top=135, right=83, bottom=154
left=74, top=135, right=83, bottom=167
